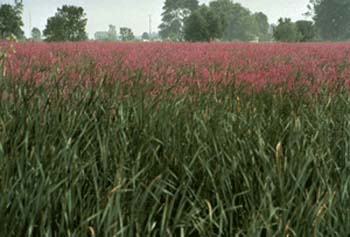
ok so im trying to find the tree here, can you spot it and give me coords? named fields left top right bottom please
left=159, top=0, right=199, bottom=41
left=94, top=31, right=109, bottom=41
left=0, top=0, right=24, bottom=39
left=253, top=12, right=271, bottom=41
left=31, top=27, right=41, bottom=41
left=309, top=0, right=350, bottom=40
left=209, top=0, right=260, bottom=41
left=142, top=32, right=150, bottom=40
left=296, top=20, right=316, bottom=42
left=43, top=5, right=88, bottom=42
left=273, top=18, right=300, bottom=42
left=119, top=27, right=135, bottom=41
left=273, top=19, right=316, bottom=42
left=184, top=5, right=225, bottom=42
left=95, top=25, right=117, bottom=41
left=107, top=24, right=117, bottom=41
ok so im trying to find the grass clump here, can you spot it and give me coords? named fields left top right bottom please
left=0, top=74, right=349, bottom=236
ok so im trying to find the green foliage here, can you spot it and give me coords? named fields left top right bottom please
left=94, top=31, right=109, bottom=41
left=161, top=0, right=271, bottom=42
left=0, top=143, right=3, bottom=161
left=273, top=18, right=300, bottom=42
left=95, top=25, right=117, bottom=41
left=107, top=25, right=117, bottom=41
left=296, top=20, right=316, bottom=42
left=311, top=0, right=350, bottom=41
left=43, top=5, right=88, bottom=42
left=141, top=32, right=150, bottom=40
left=209, top=0, right=268, bottom=41
left=274, top=19, right=316, bottom=42
left=119, top=27, right=135, bottom=41
left=0, top=71, right=350, bottom=236
left=253, top=12, right=272, bottom=41
left=0, top=1, right=24, bottom=39
left=159, top=0, right=199, bottom=41
left=184, top=5, right=225, bottom=42
left=31, top=27, right=41, bottom=41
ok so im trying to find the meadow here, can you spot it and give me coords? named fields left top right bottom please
left=0, top=41, right=350, bottom=236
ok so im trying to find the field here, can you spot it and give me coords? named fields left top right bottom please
left=0, top=41, right=350, bottom=236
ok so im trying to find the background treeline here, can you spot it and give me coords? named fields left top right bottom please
left=0, top=0, right=350, bottom=42
left=161, top=0, right=272, bottom=42
left=159, top=0, right=350, bottom=42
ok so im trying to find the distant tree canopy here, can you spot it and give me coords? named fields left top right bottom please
left=253, top=12, right=271, bottom=41
left=31, top=27, right=41, bottom=41
left=159, top=0, right=199, bottom=41
left=107, top=25, right=117, bottom=41
left=210, top=0, right=253, bottom=41
left=209, top=0, right=270, bottom=41
left=273, top=18, right=316, bottom=42
left=0, top=0, right=24, bottom=39
left=94, top=31, right=109, bottom=41
left=295, top=20, right=316, bottom=42
left=310, top=0, right=350, bottom=41
left=273, top=18, right=300, bottom=42
left=43, top=5, right=88, bottom=42
left=184, top=5, right=225, bottom=42
left=95, top=25, right=117, bottom=41
left=119, top=27, right=135, bottom=41
left=141, top=32, right=150, bottom=40
left=182, top=0, right=273, bottom=42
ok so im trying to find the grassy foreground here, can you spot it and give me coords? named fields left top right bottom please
left=0, top=74, right=350, bottom=236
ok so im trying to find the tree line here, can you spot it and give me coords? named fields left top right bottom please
left=0, top=2, right=137, bottom=42
left=161, top=0, right=350, bottom=42
left=0, top=0, right=349, bottom=42
left=95, top=25, right=137, bottom=42
left=160, top=0, right=272, bottom=42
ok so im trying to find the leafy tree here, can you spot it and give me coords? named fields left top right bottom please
left=274, top=19, right=316, bottom=42
left=94, top=31, right=109, bottom=41
left=309, top=0, right=350, bottom=40
left=296, top=20, right=316, bottom=42
left=142, top=32, right=150, bottom=40
left=0, top=0, right=24, bottom=39
left=31, top=27, right=41, bottom=41
left=184, top=5, right=225, bottom=42
left=43, top=5, right=88, bottom=42
left=209, top=0, right=259, bottom=41
left=253, top=12, right=271, bottom=41
left=273, top=18, right=300, bottom=42
left=159, top=0, right=199, bottom=41
left=119, top=27, right=135, bottom=41
left=95, top=25, right=117, bottom=41
left=107, top=24, right=117, bottom=41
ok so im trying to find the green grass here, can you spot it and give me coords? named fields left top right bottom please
left=0, top=74, right=349, bottom=236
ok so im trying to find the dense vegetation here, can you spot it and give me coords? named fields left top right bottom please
left=0, top=42, right=350, bottom=236
left=2, top=0, right=350, bottom=42
left=0, top=0, right=24, bottom=39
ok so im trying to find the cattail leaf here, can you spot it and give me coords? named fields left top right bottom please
left=0, top=143, right=3, bottom=161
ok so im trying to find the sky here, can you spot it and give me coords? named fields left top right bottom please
left=1, top=0, right=311, bottom=38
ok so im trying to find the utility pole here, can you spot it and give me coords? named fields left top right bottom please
left=29, top=12, right=32, bottom=32
left=28, top=12, right=32, bottom=38
left=148, top=14, right=152, bottom=39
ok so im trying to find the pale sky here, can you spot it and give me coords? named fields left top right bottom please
left=1, top=0, right=310, bottom=38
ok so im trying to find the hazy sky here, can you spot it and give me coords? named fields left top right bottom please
left=2, top=0, right=310, bottom=38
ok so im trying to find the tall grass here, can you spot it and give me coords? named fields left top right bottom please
left=0, top=71, right=349, bottom=236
